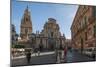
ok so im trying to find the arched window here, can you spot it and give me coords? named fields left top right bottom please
left=92, top=6, right=96, bottom=17
left=93, top=25, right=96, bottom=37
left=26, top=17, right=29, bottom=22
left=85, top=32, right=87, bottom=40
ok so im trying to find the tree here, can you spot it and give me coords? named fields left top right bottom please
left=12, top=45, right=25, bottom=48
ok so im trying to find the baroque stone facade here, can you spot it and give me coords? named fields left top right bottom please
left=31, top=18, right=66, bottom=50
left=71, top=5, right=96, bottom=51
left=19, top=7, right=66, bottom=50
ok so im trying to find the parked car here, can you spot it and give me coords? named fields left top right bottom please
left=83, top=47, right=96, bottom=58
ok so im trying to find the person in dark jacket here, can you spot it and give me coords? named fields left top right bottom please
left=26, top=51, right=31, bottom=64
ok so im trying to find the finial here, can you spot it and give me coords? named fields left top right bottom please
left=25, top=5, right=29, bottom=11
left=25, top=5, right=29, bottom=12
left=27, top=5, right=28, bottom=9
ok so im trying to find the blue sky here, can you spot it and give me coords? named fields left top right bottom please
left=11, top=0, right=78, bottom=39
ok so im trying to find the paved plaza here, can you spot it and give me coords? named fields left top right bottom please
left=11, top=50, right=95, bottom=67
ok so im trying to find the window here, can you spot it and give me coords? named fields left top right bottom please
left=85, top=32, right=87, bottom=40
left=92, top=6, right=96, bottom=17
left=12, top=28, right=15, bottom=32
left=88, top=27, right=91, bottom=34
left=93, top=25, right=96, bottom=37
left=84, top=17, right=88, bottom=27
left=80, top=21, right=83, bottom=29
left=83, top=18, right=85, bottom=28
left=26, top=17, right=28, bottom=22
left=83, top=6, right=86, bottom=9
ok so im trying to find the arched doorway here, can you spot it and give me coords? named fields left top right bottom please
left=48, top=38, right=56, bottom=50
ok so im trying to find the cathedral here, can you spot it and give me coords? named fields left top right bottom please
left=20, top=6, right=32, bottom=40
left=19, top=6, right=66, bottom=50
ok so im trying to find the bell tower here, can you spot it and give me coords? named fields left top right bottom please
left=20, top=6, right=32, bottom=40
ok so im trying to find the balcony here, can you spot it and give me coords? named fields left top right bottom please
left=88, top=16, right=96, bottom=25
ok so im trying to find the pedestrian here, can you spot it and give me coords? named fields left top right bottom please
left=61, top=50, right=64, bottom=60
left=57, top=51, right=60, bottom=63
left=55, top=49, right=58, bottom=62
left=37, top=50, right=40, bottom=56
left=34, top=48, right=37, bottom=56
left=26, top=51, right=31, bottom=64
left=64, top=47, right=67, bottom=61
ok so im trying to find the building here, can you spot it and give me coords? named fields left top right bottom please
left=11, top=24, right=18, bottom=45
left=65, top=39, right=71, bottom=48
left=28, top=18, right=66, bottom=50
left=19, top=7, right=66, bottom=50
left=71, top=5, right=96, bottom=52
left=11, top=24, right=19, bottom=56
left=20, top=6, right=32, bottom=40
left=31, top=18, right=66, bottom=50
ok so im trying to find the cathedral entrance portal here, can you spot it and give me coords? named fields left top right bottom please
left=48, top=38, right=56, bottom=50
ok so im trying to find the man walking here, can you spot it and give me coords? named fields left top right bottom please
left=26, top=51, right=31, bottom=64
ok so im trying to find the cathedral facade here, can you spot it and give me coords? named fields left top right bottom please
left=20, top=7, right=66, bottom=50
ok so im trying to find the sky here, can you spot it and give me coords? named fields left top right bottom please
left=11, top=0, right=78, bottom=39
